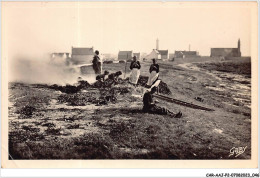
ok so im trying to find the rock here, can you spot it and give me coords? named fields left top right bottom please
left=194, top=97, right=204, bottom=102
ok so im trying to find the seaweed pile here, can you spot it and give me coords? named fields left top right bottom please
left=49, top=84, right=83, bottom=94
left=55, top=80, right=131, bottom=106
left=48, top=75, right=171, bottom=106
left=49, top=78, right=125, bottom=94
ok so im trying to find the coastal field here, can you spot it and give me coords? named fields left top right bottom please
left=8, top=57, right=251, bottom=159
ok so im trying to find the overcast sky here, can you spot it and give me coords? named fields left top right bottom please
left=3, top=2, right=256, bottom=58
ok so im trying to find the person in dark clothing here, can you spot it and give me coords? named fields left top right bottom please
left=96, top=70, right=109, bottom=82
left=130, top=56, right=141, bottom=70
left=92, top=50, right=101, bottom=74
left=108, top=71, right=122, bottom=83
left=143, top=87, right=182, bottom=118
left=147, top=58, right=159, bottom=87
left=149, top=58, right=159, bottom=73
left=102, top=71, right=123, bottom=87
left=129, top=56, right=141, bottom=85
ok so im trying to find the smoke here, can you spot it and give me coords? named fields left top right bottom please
left=8, top=55, right=96, bottom=86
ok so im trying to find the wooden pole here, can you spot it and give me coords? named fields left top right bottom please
left=124, top=61, right=127, bottom=79
left=124, top=53, right=129, bottom=79
left=100, top=54, right=103, bottom=74
left=154, top=94, right=214, bottom=111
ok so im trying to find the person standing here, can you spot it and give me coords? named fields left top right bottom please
left=147, top=58, right=159, bottom=87
left=92, top=50, right=101, bottom=75
left=129, top=56, right=141, bottom=86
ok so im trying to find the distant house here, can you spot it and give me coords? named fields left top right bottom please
left=158, top=50, right=169, bottom=60
left=118, top=51, right=133, bottom=61
left=174, top=51, right=199, bottom=58
left=146, top=49, right=169, bottom=60
left=174, top=51, right=184, bottom=58
left=145, top=39, right=169, bottom=60
left=133, top=52, right=140, bottom=60
left=210, top=39, right=241, bottom=57
left=146, top=49, right=161, bottom=60
left=71, top=47, right=94, bottom=65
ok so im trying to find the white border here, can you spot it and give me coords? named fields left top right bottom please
left=1, top=0, right=259, bottom=177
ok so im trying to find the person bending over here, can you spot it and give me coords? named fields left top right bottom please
left=96, top=70, right=109, bottom=82
left=108, top=71, right=122, bottom=83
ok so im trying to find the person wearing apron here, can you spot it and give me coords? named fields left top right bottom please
left=147, top=58, right=159, bottom=87
left=129, top=56, right=141, bottom=86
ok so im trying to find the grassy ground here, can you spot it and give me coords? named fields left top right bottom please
left=8, top=57, right=251, bottom=159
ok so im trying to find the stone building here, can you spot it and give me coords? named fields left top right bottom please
left=146, top=39, right=169, bottom=60
left=210, top=39, right=241, bottom=57
left=174, top=51, right=199, bottom=58
left=118, top=51, right=133, bottom=61
left=71, top=47, right=94, bottom=65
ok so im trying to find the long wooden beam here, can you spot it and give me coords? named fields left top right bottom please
left=154, top=94, right=215, bottom=111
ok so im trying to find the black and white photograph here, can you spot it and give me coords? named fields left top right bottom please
left=1, top=1, right=258, bottom=168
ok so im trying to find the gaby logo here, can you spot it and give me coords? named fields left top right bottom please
left=229, top=146, right=247, bottom=157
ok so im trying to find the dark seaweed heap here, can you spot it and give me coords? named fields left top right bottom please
left=46, top=74, right=171, bottom=107
left=56, top=82, right=131, bottom=106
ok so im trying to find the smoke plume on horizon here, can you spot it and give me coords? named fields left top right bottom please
left=8, top=55, right=96, bottom=86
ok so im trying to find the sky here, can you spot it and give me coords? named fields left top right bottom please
left=2, top=1, right=256, bottom=58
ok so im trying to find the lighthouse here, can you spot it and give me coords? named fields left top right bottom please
left=238, top=39, right=241, bottom=57
left=156, top=38, right=159, bottom=50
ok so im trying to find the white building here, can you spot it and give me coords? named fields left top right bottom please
left=145, top=39, right=169, bottom=60
left=146, top=49, right=161, bottom=60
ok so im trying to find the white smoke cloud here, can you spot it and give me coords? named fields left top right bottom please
left=8, top=55, right=96, bottom=86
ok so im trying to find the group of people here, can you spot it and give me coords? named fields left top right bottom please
left=129, top=56, right=160, bottom=88
left=92, top=51, right=182, bottom=118
left=92, top=50, right=160, bottom=88
left=129, top=56, right=182, bottom=118
left=130, top=56, right=182, bottom=118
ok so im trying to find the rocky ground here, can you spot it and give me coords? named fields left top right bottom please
left=8, top=57, right=251, bottom=159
